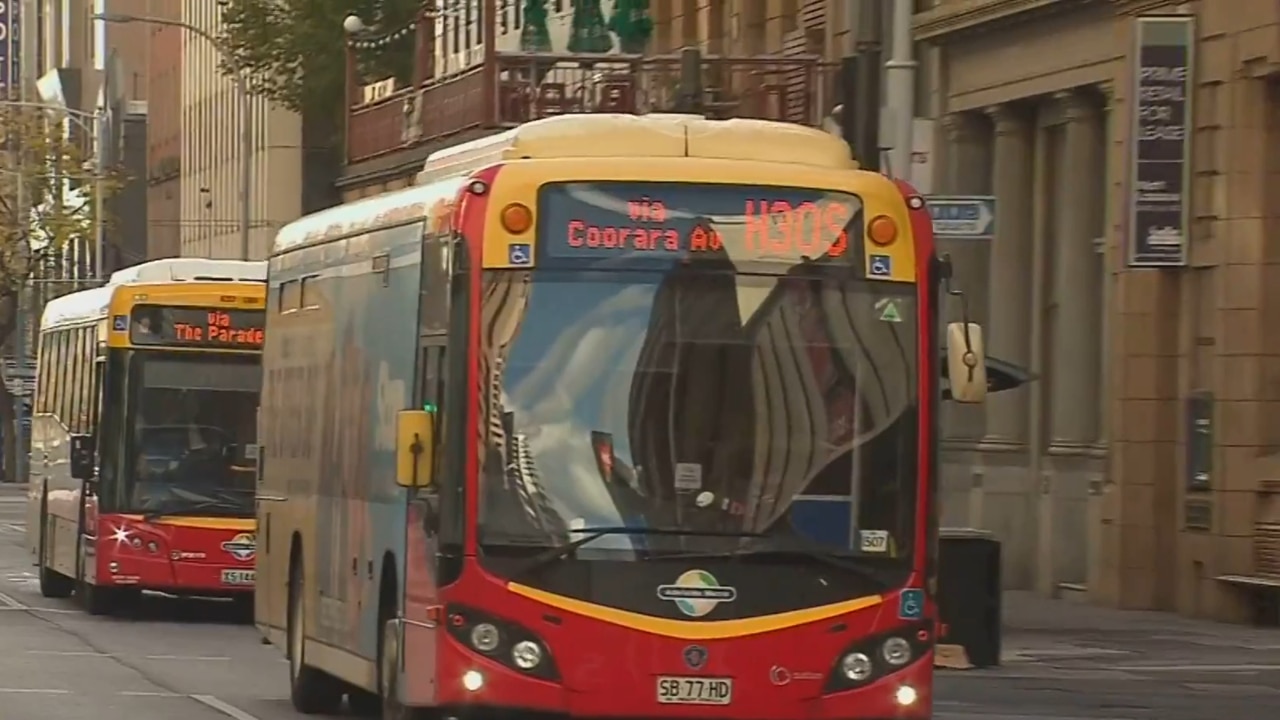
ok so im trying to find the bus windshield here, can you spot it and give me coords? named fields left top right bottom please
left=123, top=353, right=260, bottom=516
left=476, top=267, right=919, bottom=561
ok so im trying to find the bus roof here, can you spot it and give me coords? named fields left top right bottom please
left=271, top=176, right=466, bottom=257
left=415, top=113, right=859, bottom=184
left=109, top=257, right=267, bottom=284
left=273, top=115, right=859, bottom=258
left=40, top=258, right=268, bottom=330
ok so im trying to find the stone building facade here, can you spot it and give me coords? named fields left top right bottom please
left=919, top=0, right=1280, bottom=621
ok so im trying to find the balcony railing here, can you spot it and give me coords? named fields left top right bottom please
left=346, top=52, right=838, bottom=166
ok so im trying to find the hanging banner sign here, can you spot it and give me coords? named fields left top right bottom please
left=1128, top=14, right=1194, bottom=267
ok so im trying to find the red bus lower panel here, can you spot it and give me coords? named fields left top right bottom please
left=92, top=515, right=256, bottom=595
left=413, top=568, right=933, bottom=719
left=432, top=632, right=931, bottom=719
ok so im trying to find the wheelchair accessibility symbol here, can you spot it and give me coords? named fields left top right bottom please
left=508, top=243, right=532, bottom=266
left=869, top=254, right=892, bottom=277
left=898, top=588, right=924, bottom=619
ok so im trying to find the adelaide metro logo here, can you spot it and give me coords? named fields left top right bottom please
left=656, top=570, right=737, bottom=618
left=221, top=533, right=256, bottom=562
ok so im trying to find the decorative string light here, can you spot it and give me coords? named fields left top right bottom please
left=348, top=0, right=530, bottom=50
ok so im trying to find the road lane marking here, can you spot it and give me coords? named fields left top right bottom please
left=0, top=688, right=73, bottom=694
left=145, top=654, right=231, bottom=661
left=0, top=591, right=24, bottom=608
left=119, top=691, right=182, bottom=697
left=191, top=694, right=265, bottom=720
left=25, top=649, right=234, bottom=661
left=0, top=606, right=81, bottom=614
left=1104, top=662, right=1280, bottom=672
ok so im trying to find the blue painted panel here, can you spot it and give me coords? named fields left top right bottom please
left=788, top=497, right=853, bottom=549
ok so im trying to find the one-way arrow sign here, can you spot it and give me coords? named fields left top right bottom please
left=927, top=195, right=996, bottom=240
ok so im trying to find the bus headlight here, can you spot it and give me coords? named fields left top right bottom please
left=469, top=623, right=500, bottom=653
left=881, top=637, right=912, bottom=666
left=839, top=652, right=873, bottom=682
left=511, top=640, right=542, bottom=670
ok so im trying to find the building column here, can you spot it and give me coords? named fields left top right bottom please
left=1049, top=90, right=1104, bottom=448
left=943, top=112, right=991, bottom=194
left=982, top=103, right=1035, bottom=445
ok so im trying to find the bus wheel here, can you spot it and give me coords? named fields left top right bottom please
left=346, top=689, right=379, bottom=717
left=37, top=498, right=74, bottom=599
left=78, top=581, right=116, bottom=616
left=287, top=557, right=342, bottom=714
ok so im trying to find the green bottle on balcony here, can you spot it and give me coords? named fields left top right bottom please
left=520, top=0, right=553, bottom=52
left=567, top=0, right=614, bottom=54
left=608, top=0, right=653, bottom=55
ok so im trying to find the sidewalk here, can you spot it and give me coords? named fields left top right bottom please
left=995, top=590, right=1280, bottom=672
left=0, top=482, right=26, bottom=498
left=938, top=592, right=1280, bottom=718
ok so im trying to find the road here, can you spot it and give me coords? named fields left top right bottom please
left=3, top=482, right=1280, bottom=719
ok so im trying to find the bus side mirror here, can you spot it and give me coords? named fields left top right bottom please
left=946, top=322, right=988, bottom=403
left=70, top=433, right=96, bottom=481
left=396, top=410, right=435, bottom=488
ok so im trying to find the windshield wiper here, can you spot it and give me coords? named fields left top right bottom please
left=507, top=526, right=764, bottom=580
left=142, top=499, right=245, bottom=523
left=664, top=536, right=890, bottom=588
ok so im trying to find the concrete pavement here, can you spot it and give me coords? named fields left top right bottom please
left=936, top=591, right=1280, bottom=718
left=4, top=481, right=1280, bottom=718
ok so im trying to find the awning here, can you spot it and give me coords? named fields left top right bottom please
left=940, top=354, right=1035, bottom=401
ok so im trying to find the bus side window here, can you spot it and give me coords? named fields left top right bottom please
left=66, top=329, right=79, bottom=433
left=416, top=345, right=445, bottom=474
left=51, top=331, right=69, bottom=427
left=91, top=357, right=104, bottom=430
left=35, top=333, right=50, bottom=415
left=419, top=233, right=450, bottom=335
left=72, top=328, right=89, bottom=433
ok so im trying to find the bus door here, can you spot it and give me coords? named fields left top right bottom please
left=399, top=230, right=453, bottom=705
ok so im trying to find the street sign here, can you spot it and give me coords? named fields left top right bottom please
left=927, top=195, right=996, bottom=240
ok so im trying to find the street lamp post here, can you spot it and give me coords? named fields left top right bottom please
left=93, top=12, right=253, bottom=261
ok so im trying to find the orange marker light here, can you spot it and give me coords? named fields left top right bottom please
left=867, top=215, right=897, bottom=246
left=501, top=203, right=533, bottom=234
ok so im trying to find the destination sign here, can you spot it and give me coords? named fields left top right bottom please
left=539, top=182, right=860, bottom=265
left=130, top=306, right=265, bottom=349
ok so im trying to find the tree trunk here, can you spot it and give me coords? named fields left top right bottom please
left=0, top=380, right=16, bottom=485
left=0, top=295, right=20, bottom=484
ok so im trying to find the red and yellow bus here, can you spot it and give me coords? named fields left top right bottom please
left=27, top=258, right=267, bottom=615
left=258, top=114, right=992, bottom=718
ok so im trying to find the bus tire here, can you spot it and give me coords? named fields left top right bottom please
left=37, top=491, right=74, bottom=599
left=79, top=580, right=117, bottom=616
left=287, top=552, right=342, bottom=714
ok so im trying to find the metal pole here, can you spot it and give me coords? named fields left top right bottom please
left=884, top=0, right=917, bottom=179
left=237, top=72, right=251, bottom=260
left=93, top=111, right=104, bottom=278
left=11, top=0, right=32, bottom=486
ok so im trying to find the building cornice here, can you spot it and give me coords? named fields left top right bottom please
left=914, top=0, right=1102, bottom=42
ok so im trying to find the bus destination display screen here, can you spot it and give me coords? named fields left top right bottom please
left=130, top=306, right=266, bottom=349
left=537, top=181, right=861, bottom=265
